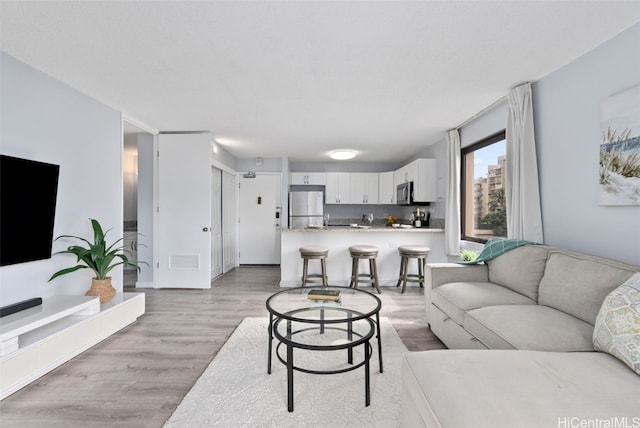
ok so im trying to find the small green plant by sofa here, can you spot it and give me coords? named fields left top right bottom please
left=460, top=249, right=479, bottom=262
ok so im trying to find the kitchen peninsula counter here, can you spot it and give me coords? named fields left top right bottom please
left=284, top=225, right=444, bottom=233
left=280, top=225, right=445, bottom=287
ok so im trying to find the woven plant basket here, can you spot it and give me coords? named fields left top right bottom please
left=86, top=277, right=116, bottom=304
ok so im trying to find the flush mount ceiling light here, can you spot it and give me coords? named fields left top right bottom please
left=329, top=150, right=356, bottom=160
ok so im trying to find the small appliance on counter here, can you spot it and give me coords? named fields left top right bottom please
left=411, top=208, right=431, bottom=228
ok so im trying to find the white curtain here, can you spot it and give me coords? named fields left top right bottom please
left=445, top=129, right=461, bottom=256
left=506, top=83, right=544, bottom=243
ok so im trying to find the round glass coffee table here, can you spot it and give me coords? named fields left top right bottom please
left=266, top=286, right=383, bottom=412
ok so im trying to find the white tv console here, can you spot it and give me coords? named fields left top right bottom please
left=0, top=293, right=145, bottom=400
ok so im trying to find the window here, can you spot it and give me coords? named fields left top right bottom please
left=461, top=131, right=507, bottom=243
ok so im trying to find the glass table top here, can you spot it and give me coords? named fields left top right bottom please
left=266, top=286, right=381, bottom=323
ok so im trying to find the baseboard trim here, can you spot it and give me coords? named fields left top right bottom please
left=134, top=281, right=154, bottom=288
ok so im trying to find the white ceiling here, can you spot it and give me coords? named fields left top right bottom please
left=1, top=1, right=639, bottom=163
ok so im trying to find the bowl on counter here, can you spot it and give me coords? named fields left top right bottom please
left=350, top=223, right=358, bottom=228
left=392, top=223, right=400, bottom=228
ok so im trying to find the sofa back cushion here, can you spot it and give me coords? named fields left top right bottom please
left=486, top=245, right=550, bottom=301
left=538, top=250, right=639, bottom=324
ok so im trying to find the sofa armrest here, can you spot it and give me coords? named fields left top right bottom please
left=425, top=263, right=489, bottom=325
left=426, top=263, right=489, bottom=290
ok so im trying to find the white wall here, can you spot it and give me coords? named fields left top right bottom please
left=533, top=23, right=640, bottom=265
left=237, top=156, right=285, bottom=173
left=424, top=25, right=640, bottom=266
left=415, top=100, right=509, bottom=222
left=460, top=101, right=509, bottom=148
left=211, top=141, right=237, bottom=170
left=0, top=53, right=124, bottom=306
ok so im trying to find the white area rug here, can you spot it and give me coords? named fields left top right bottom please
left=164, top=317, right=407, bottom=428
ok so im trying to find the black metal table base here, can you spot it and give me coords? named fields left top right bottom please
left=265, top=286, right=383, bottom=412
left=267, top=315, right=380, bottom=412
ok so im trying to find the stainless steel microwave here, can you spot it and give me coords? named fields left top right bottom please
left=397, top=182, right=413, bottom=205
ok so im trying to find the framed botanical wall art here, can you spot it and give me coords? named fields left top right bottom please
left=599, top=85, right=640, bottom=206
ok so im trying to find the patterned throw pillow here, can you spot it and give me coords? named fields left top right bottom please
left=593, top=272, right=640, bottom=375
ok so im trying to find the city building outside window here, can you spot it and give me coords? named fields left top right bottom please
left=461, top=130, right=507, bottom=242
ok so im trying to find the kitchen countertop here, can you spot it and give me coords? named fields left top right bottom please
left=283, top=225, right=444, bottom=233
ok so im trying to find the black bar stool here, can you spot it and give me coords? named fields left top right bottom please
left=348, top=245, right=381, bottom=294
left=299, top=246, right=329, bottom=286
left=396, top=245, right=430, bottom=293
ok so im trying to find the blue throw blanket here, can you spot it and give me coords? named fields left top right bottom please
left=461, top=237, right=541, bottom=264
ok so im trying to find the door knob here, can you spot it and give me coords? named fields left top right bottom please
left=203, top=227, right=209, bottom=232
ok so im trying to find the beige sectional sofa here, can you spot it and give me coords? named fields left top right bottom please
left=401, top=245, right=640, bottom=427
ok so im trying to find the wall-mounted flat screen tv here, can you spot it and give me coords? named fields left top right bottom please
left=0, top=155, right=60, bottom=266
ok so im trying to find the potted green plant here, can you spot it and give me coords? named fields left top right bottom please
left=49, top=218, right=144, bottom=303
left=460, top=249, right=479, bottom=263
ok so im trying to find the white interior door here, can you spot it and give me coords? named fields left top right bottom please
left=239, top=174, right=282, bottom=264
left=222, top=170, right=238, bottom=273
left=157, top=134, right=211, bottom=288
left=211, top=167, right=223, bottom=279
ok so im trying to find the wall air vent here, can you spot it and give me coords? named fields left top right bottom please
left=168, top=255, right=200, bottom=270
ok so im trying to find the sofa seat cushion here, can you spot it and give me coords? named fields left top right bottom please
left=465, top=305, right=594, bottom=351
left=431, top=282, right=535, bottom=325
left=429, top=304, right=488, bottom=350
left=401, top=350, right=640, bottom=428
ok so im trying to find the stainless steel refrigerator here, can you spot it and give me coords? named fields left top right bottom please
left=289, top=191, right=324, bottom=228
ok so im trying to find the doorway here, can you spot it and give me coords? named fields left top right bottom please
left=222, top=170, right=238, bottom=273
left=122, top=121, right=154, bottom=288
left=239, top=173, right=282, bottom=265
left=211, top=166, right=223, bottom=279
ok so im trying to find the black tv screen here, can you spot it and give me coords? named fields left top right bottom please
left=0, top=155, right=60, bottom=266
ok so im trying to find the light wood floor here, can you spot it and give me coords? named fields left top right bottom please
left=0, top=266, right=444, bottom=428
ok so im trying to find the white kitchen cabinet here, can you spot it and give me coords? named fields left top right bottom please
left=410, top=159, right=437, bottom=202
left=393, top=159, right=437, bottom=203
left=325, top=173, right=350, bottom=204
left=378, top=171, right=396, bottom=204
left=364, top=173, right=379, bottom=204
left=349, top=173, right=378, bottom=204
left=395, top=162, right=410, bottom=185
left=290, top=172, right=326, bottom=185
left=404, top=161, right=419, bottom=183
left=394, top=163, right=414, bottom=184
